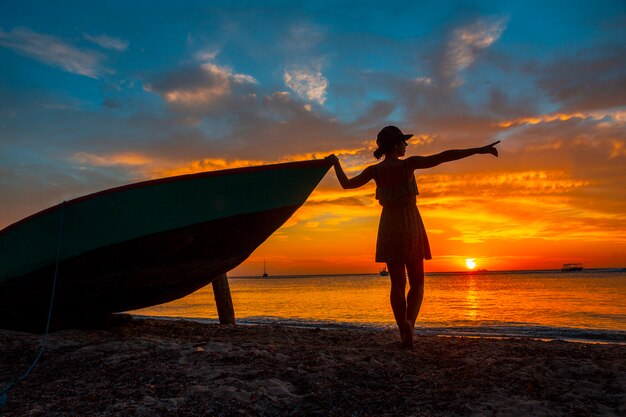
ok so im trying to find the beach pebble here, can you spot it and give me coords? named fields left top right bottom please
left=188, top=384, right=212, bottom=397
left=250, top=348, right=274, bottom=359
left=201, top=341, right=230, bottom=353
left=211, top=385, right=253, bottom=403
left=28, top=405, right=45, bottom=416
left=204, top=370, right=228, bottom=381
left=253, top=378, right=301, bottom=401
left=139, top=395, right=184, bottom=412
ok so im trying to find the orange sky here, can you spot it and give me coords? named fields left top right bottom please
left=228, top=113, right=626, bottom=275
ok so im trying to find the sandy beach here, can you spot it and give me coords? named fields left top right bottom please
left=1, top=317, right=624, bottom=417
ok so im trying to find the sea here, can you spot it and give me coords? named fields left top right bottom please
left=130, top=268, right=626, bottom=344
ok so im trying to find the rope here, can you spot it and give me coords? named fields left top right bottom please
left=0, top=201, right=66, bottom=407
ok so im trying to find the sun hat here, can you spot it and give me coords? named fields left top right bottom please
left=376, top=126, right=413, bottom=146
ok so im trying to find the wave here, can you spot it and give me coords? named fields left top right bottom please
left=416, top=324, right=626, bottom=344
left=133, top=314, right=626, bottom=344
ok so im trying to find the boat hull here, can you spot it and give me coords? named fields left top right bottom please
left=0, top=160, right=330, bottom=330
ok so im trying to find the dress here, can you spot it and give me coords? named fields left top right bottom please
left=374, top=160, right=432, bottom=263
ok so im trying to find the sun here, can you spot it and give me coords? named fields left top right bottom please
left=465, top=258, right=477, bottom=270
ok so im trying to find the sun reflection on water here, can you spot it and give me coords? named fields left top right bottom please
left=465, top=276, right=479, bottom=320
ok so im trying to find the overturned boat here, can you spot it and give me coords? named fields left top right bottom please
left=0, top=159, right=330, bottom=330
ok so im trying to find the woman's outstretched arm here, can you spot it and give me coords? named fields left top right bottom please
left=326, top=154, right=375, bottom=189
left=407, top=141, right=500, bottom=170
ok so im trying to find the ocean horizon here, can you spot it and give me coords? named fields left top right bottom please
left=230, top=267, right=626, bottom=278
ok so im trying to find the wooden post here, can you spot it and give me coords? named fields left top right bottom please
left=212, top=274, right=235, bottom=325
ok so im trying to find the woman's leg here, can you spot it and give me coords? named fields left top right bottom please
left=406, top=258, right=425, bottom=331
left=387, top=262, right=411, bottom=345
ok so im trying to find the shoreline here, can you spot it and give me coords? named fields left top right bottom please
left=2, top=317, right=625, bottom=416
left=130, top=314, right=626, bottom=345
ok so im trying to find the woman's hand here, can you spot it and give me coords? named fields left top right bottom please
left=325, top=154, right=339, bottom=166
left=480, top=141, right=500, bottom=157
left=327, top=154, right=374, bottom=189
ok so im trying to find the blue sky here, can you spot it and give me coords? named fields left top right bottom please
left=1, top=1, right=626, bottom=272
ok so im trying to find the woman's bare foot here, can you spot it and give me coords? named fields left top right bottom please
left=401, top=321, right=413, bottom=349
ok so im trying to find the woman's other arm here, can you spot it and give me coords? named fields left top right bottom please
left=407, top=141, right=500, bottom=170
left=326, top=154, right=374, bottom=189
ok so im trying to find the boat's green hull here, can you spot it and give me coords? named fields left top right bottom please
left=0, top=160, right=330, bottom=329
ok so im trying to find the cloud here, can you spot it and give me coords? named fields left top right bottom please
left=415, top=77, right=433, bottom=86
left=498, top=112, right=593, bottom=128
left=284, top=23, right=326, bottom=51
left=0, top=27, right=105, bottom=78
left=84, top=33, right=129, bottom=51
left=609, top=140, right=626, bottom=158
left=535, top=46, right=626, bottom=113
left=155, top=158, right=267, bottom=178
left=420, top=170, right=591, bottom=198
left=442, top=16, right=507, bottom=86
left=194, top=49, right=219, bottom=61
left=497, top=108, right=626, bottom=128
left=150, top=145, right=365, bottom=179
left=145, top=61, right=257, bottom=106
left=284, top=65, right=329, bottom=104
left=494, top=111, right=626, bottom=164
left=72, top=152, right=153, bottom=167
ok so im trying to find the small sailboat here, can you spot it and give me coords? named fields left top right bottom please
left=262, top=259, right=269, bottom=278
left=379, top=267, right=388, bottom=276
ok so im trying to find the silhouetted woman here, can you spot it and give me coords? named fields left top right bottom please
left=327, top=126, right=499, bottom=348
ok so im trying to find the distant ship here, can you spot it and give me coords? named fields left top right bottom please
left=262, top=260, right=269, bottom=277
left=379, top=267, right=388, bottom=276
left=562, top=263, right=583, bottom=272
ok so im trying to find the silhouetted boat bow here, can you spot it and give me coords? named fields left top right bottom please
left=0, top=159, right=331, bottom=330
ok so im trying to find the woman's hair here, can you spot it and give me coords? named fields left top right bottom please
left=373, top=126, right=412, bottom=159
left=373, top=147, right=387, bottom=160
